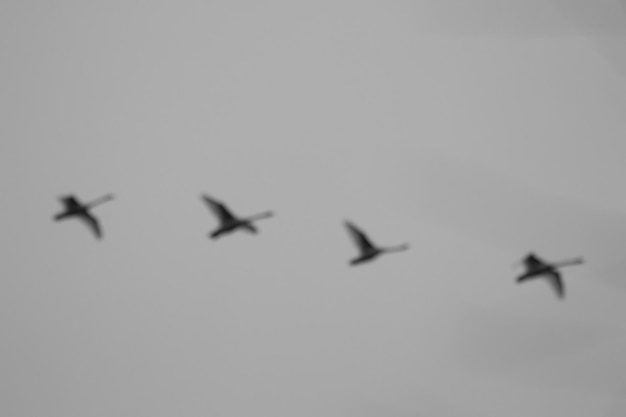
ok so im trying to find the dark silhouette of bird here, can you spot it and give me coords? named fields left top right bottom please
left=53, top=194, right=114, bottom=239
left=515, top=252, right=583, bottom=299
left=344, top=221, right=408, bottom=266
left=201, top=194, right=274, bottom=239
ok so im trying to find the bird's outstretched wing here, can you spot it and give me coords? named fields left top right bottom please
left=201, top=195, right=237, bottom=223
left=344, top=221, right=376, bottom=252
left=523, top=253, right=547, bottom=270
left=61, top=195, right=82, bottom=210
left=78, top=212, right=102, bottom=239
left=544, top=269, right=564, bottom=299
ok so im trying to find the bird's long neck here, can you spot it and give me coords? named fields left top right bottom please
left=246, top=211, right=273, bottom=221
left=552, top=257, right=583, bottom=268
left=383, top=244, right=409, bottom=253
left=86, top=194, right=114, bottom=209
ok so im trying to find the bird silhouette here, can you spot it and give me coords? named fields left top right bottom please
left=201, top=194, right=274, bottom=239
left=344, top=221, right=409, bottom=266
left=515, top=252, right=583, bottom=299
left=53, top=194, right=114, bottom=239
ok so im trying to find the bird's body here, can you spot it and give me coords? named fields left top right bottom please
left=53, top=194, right=114, bottom=239
left=344, top=221, right=408, bottom=265
left=516, top=252, right=583, bottom=299
left=201, top=194, right=273, bottom=239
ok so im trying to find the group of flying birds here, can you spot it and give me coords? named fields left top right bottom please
left=53, top=193, right=584, bottom=299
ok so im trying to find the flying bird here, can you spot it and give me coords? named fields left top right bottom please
left=344, top=221, right=408, bottom=266
left=515, top=252, right=583, bottom=299
left=53, top=194, right=114, bottom=239
left=201, top=194, right=274, bottom=239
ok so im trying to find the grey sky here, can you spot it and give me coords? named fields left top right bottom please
left=2, top=1, right=626, bottom=416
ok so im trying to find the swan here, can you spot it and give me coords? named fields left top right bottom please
left=53, top=194, right=114, bottom=239
left=344, top=221, right=408, bottom=266
left=201, top=194, right=274, bottom=239
left=515, top=252, right=583, bottom=299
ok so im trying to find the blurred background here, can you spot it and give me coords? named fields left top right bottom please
left=1, top=1, right=626, bottom=416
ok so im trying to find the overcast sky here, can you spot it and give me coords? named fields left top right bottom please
left=2, top=1, right=626, bottom=416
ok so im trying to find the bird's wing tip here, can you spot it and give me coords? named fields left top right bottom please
left=201, top=194, right=220, bottom=203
